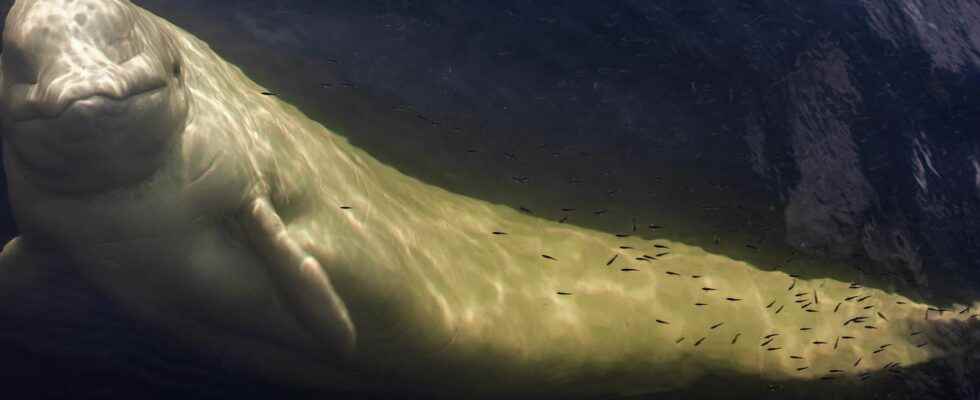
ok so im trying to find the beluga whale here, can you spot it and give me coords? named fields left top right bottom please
left=0, top=0, right=976, bottom=398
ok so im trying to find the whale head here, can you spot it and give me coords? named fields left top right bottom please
left=0, top=0, right=188, bottom=193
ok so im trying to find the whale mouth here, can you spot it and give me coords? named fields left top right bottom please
left=14, top=82, right=168, bottom=124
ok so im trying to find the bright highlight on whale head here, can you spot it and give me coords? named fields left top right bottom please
left=0, top=0, right=187, bottom=193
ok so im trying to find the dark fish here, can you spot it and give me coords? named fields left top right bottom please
left=745, top=244, right=759, bottom=250
left=854, top=358, right=862, bottom=367
left=665, top=271, right=680, bottom=276
left=960, top=307, right=971, bottom=314
left=702, top=287, right=717, bottom=291
left=812, top=341, right=827, bottom=345
left=849, top=283, right=862, bottom=289
left=789, top=274, right=801, bottom=278
left=519, top=206, right=533, bottom=214
left=841, top=336, right=855, bottom=340
left=642, top=254, right=656, bottom=260
left=796, top=367, right=809, bottom=371
left=775, top=305, right=784, bottom=314
left=764, top=333, right=780, bottom=339
left=794, top=292, right=810, bottom=297
left=834, top=303, right=841, bottom=313
left=606, top=255, right=619, bottom=266
left=541, top=254, right=557, bottom=261
left=766, top=347, right=782, bottom=351
left=260, top=91, right=277, bottom=96
left=856, top=295, right=871, bottom=303
left=619, top=246, right=634, bottom=249
left=656, top=252, right=670, bottom=257
left=710, top=322, right=724, bottom=330
left=844, top=296, right=858, bottom=301
left=694, top=303, right=708, bottom=306
left=654, top=244, right=670, bottom=249
left=648, top=224, right=664, bottom=229
left=872, top=349, right=884, bottom=354
left=766, top=300, right=776, bottom=308
left=761, top=338, right=774, bottom=347
left=790, top=355, right=804, bottom=360
left=833, top=337, right=839, bottom=350
left=656, top=319, right=670, bottom=325
left=863, top=305, right=874, bottom=310
left=731, top=333, right=741, bottom=344
left=492, top=231, right=507, bottom=235
left=593, top=209, right=608, bottom=215
left=879, top=344, right=892, bottom=349
left=794, top=299, right=808, bottom=304
left=726, top=297, right=742, bottom=302
left=788, top=280, right=796, bottom=291
left=561, top=208, right=576, bottom=212
left=615, top=234, right=631, bottom=238
left=820, top=376, right=836, bottom=381
left=635, top=257, right=649, bottom=262
left=801, top=302, right=811, bottom=308
left=556, top=292, right=572, bottom=295
left=805, top=309, right=818, bottom=313
left=691, top=274, right=702, bottom=278
left=620, top=268, right=638, bottom=272
left=339, top=206, right=353, bottom=210
left=693, top=337, right=706, bottom=347
left=915, top=342, right=928, bottom=348
left=558, top=216, right=569, bottom=223
left=675, top=337, right=685, bottom=343
left=814, top=291, right=819, bottom=304
left=877, top=312, right=888, bottom=321
left=910, top=331, right=922, bottom=336
left=800, top=327, right=812, bottom=331
left=896, top=301, right=907, bottom=305
left=864, top=325, right=877, bottom=330
left=829, top=369, right=844, bottom=373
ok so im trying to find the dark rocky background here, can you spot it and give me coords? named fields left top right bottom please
left=0, top=0, right=979, bottom=399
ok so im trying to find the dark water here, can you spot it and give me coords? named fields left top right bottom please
left=1, top=1, right=979, bottom=399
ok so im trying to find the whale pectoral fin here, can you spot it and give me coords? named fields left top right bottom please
left=0, top=236, right=63, bottom=300
left=238, top=197, right=357, bottom=359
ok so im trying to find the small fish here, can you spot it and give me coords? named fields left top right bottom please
left=801, top=302, right=812, bottom=308
left=787, top=280, right=796, bottom=291
left=726, top=297, right=742, bottom=302
left=615, top=234, right=631, bottom=238
left=788, top=274, right=801, bottom=278
left=560, top=208, right=576, bottom=212
left=541, top=254, right=557, bottom=261
left=760, top=338, right=774, bottom=347
left=691, top=274, right=702, bottom=278
left=766, top=300, right=776, bottom=308
left=702, top=287, right=717, bottom=291
left=635, top=257, right=649, bottom=262
left=794, top=292, right=810, bottom=297
left=814, top=291, right=819, bottom=304
left=745, top=244, right=759, bottom=250
left=766, top=347, right=782, bottom=351
left=863, top=305, right=874, bottom=310
left=790, top=355, right=804, bottom=360
left=800, top=327, right=812, bottom=331
left=648, top=224, right=664, bottom=229
left=864, top=325, right=878, bottom=330
left=656, top=252, right=670, bottom=257
left=849, top=283, right=862, bottom=289
left=558, top=216, right=569, bottom=223
left=844, top=296, right=858, bottom=301
left=819, top=376, right=836, bottom=381
left=339, top=206, right=353, bottom=210
left=763, top=334, right=780, bottom=339
left=491, top=231, right=507, bottom=235
left=620, top=268, right=638, bottom=272
left=775, top=305, right=784, bottom=314
left=877, top=312, right=888, bottom=321
left=606, top=255, right=619, bottom=266
left=619, top=246, right=634, bottom=249
left=910, top=331, right=922, bottom=336
left=841, top=336, right=855, bottom=340
left=915, top=342, right=928, bottom=348
left=654, top=244, right=670, bottom=249
left=260, top=91, right=277, bottom=96
left=854, top=358, right=862, bottom=367
left=829, top=369, right=844, bottom=373
left=642, top=254, right=656, bottom=260
left=805, top=309, right=818, bottom=313
left=665, top=271, right=680, bottom=276
left=856, top=295, right=871, bottom=303
left=694, top=337, right=706, bottom=346
left=794, top=299, right=808, bottom=304
left=896, top=301, right=907, bottom=305
left=872, top=349, right=884, bottom=354
left=593, top=209, right=608, bottom=215
left=833, top=337, right=839, bottom=350
left=656, top=319, right=670, bottom=325
left=519, top=206, right=533, bottom=214
left=694, top=302, right=708, bottom=306
left=556, top=292, right=572, bottom=295
left=710, top=322, right=724, bottom=330
left=812, top=341, right=827, bottom=345
left=675, top=337, right=685, bottom=344
left=960, top=307, right=970, bottom=314
left=879, top=344, right=892, bottom=349
left=796, top=367, right=809, bottom=371
left=834, top=303, right=841, bottom=313
left=731, top=333, right=741, bottom=344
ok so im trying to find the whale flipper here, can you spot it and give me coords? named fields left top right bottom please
left=238, top=197, right=357, bottom=359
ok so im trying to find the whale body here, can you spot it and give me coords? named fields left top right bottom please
left=0, top=1, right=976, bottom=398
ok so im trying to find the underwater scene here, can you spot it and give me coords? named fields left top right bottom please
left=0, top=1, right=978, bottom=399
